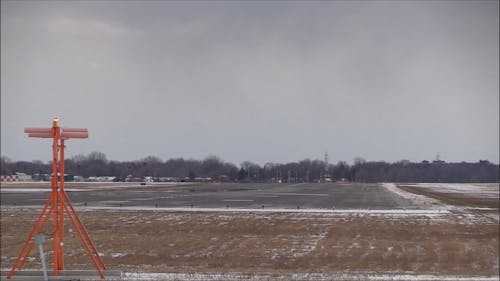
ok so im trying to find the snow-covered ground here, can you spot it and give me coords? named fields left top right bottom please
left=382, top=183, right=443, bottom=207
left=122, top=272, right=499, bottom=281
left=1, top=270, right=497, bottom=281
left=0, top=181, right=187, bottom=189
left=0, top=188, right=100, bottom=192
left=0, top=181, right=188, bottom=192
left=399, top=183, right=499, bottom=198
left=62, top=205, right=451, bottom=219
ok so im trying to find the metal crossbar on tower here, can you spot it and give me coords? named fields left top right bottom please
left=7, top=117, right=106, bottom=279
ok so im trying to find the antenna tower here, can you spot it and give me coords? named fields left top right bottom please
left=324, top=152, right=329, bottom=171
left=8, top=118, right=106, bottom=279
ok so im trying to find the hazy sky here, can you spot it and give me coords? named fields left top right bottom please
left=1, top=1, right=498, bottom=165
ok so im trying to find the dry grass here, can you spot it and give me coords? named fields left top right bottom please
left=1, top=209, right=498, bottom=276
left=397, top=185, right=499, bottom=208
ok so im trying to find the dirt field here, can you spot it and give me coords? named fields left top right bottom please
left=1, top=208, right=498, bottom=277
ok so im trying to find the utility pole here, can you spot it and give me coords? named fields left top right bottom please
left=279, top=166, right=282, bottom=183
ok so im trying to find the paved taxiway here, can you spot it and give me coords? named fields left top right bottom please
left=1, top=182, right=420, bottom=210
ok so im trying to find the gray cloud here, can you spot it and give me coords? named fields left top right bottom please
left=1, top=1, right=498, bottom=164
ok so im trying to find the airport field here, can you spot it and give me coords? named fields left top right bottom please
left=0, top=182, right=498, bottom=281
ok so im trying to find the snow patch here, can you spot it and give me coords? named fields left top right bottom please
left=122, top=272, right=500, bottom=281
left=111, top=252, right=128, bottom=258
left=78, top=205, right=450, bottom=216
left=0, top=188, right=99, bottom=192
left=382, top=183, right=443, bottom=206
left=401, top=183, right=499, bottom=198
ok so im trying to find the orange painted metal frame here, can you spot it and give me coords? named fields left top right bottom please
left=7, top=118, right=106, bottom=279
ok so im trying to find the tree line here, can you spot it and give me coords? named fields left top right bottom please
left=1, top=152, right=498, bottom=183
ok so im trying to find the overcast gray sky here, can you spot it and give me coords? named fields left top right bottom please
left=1, top=1, right=498, bottom=165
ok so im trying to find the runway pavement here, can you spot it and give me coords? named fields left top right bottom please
left=0, top=182, right=420, bottom=210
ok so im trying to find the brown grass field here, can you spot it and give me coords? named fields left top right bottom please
left=1, top=208, right=498, bottom=277
left=1, top=182, right=498, bottom=279
left=397, top=185, right=499, bottom=209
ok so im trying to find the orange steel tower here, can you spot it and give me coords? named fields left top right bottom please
left=7, top=117, right=106, bottom=279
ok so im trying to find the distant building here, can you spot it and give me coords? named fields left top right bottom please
left=98, top=176, right=116, bottom=182
left=194, top=177, right=212, bottom=182
left=399, top=160, right=411, bottom=166
left=74, top=176, right=85, bottom=182
left=125, top=175, right=142, bottom=182
left=1, top=174, right=19, bottom=182
left=218, top=175, right=230, bottom=182
left=1, top=172, right=32, bottom=182
left=158, top=177, right=180, bottom=182
left=87, top=176, right=115, bottom=182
